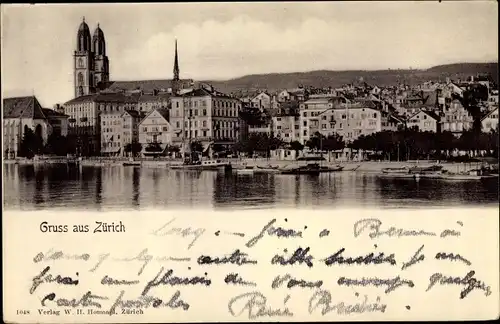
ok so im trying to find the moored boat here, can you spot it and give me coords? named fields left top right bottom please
left=280, top=163, right=321, bottom=176
left=170, top=159, right=231, bottom=171
left=123, top=158, right=141, bottom=166
left=382, top=167, right=409, bottom=174
left=236, top=166, right=255, bottom=174
left=318, top=165, right=344, bottom=173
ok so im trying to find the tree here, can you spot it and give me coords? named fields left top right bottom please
left=124, top=143, right=132, bottom=156
left=289, top=140, right=304, bottom=157
left=145, top=142, right=162, bottom=152
left=44, top=133, right=72, bottom=156
left=305, top=132, right=323, bottom=151
left=190, top=141, right=204, bottom=153
left=130, top=141, right=142, bottom=157
left=19, top=127, right=44, bottom=158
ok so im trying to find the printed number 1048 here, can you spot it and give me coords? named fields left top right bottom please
left=17, top=310, right=30, bottom=315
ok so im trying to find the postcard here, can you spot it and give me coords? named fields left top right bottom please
left=2, top=1, right=499, bottom=323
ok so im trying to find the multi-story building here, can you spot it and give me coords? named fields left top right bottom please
left=300, top=99, right=390, bottom=144
left=138, top=108, right=172, bottom=155
left=137, top=93, right=171, bottom=113
left=250, top=91, right=271, bottom=110
left=407, top=109, right=441, bottom=133
left=63, top=92, right=139, bottom=155
left=440, top=99, right=474, bottom=136
left=100, top=111, right=123, bottom=156
left=3, top=96, right=69, bottom=158
left=481, top=107, right=499, bottom=133
left=121, top=110, right=142, bottom=151
left=299, top=96, right=346, bottom=143
left=272, top=101, right=300, bottom=142
left=170, top=85, right=242, bottom=155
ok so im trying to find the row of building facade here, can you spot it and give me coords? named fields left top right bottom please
left=3, top=18, right=499, bottom=158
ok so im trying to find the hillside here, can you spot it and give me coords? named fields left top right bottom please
left=203, top=63, right=498, bottom=95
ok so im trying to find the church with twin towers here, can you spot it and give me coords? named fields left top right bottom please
left=73, top=17, right=187, bottom=99
left=73, top=17, right=110, bottom=97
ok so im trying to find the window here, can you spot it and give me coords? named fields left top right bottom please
left=203, top=121, right=207, bottom=127
left=303, top=112, right=307, bottom=117
left=203, top=130, right=207, bottom=137
left=303, top=130, right=307, bottom=136
left=176, top=121, right=180, bottom=128
left=295, top=125, right=299, bottom=130
left=163, top=126, right=168, bottom=131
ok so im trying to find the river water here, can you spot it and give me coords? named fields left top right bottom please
left=3, top=164, right=498, bottom=210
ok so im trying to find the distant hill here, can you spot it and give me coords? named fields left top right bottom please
left=202, top=63, right=498, bottom=95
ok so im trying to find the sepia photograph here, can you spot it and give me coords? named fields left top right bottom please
left=2, top=2, right=499, bottom=211
left=2, top=2, right=499, bottom=323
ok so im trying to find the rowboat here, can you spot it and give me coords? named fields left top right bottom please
left=381, top=167, right=409, bottom=174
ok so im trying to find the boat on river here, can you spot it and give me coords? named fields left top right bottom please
left=382, top=167, right=409, bottom=174
left=123, top=158, right=141, bottom=167
left=170, top=159, right=232, bottom=171
left=253, top=165, right=281, bottom=174
left=236, top=166, right=255, bottom=174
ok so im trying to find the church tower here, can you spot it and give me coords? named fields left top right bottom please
left=74, top=17, right=94, bottom=97
left=92, top=23, right=109, bottom=89
left=172, top=39, right=180, bottom=95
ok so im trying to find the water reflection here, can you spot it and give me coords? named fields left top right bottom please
left=3, top=164, right=498, bottom=211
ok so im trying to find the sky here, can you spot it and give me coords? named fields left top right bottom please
left=1, top=2, right=498, bottom=107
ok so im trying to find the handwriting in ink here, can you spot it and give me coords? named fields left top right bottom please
left=271, top=274, right=323, bottom=289
left=337, top=276, right=415, bottom=293
left=224, top=273, right=257, bottom=286
left=197, top=249, right=257, bottom=266
left=353, top=218, right=436, bottom=239
left=141, top=267, right=211, bottom=296
left=227, top=291, right=294, bottom=319
left=308, top=290, right=387, bottom=315
left=401, top=244, right=425, bottom=270
left=324, top=248, right=396, bottom=266
left=41, top=291, right=108, bottom=308
left=245, top=219, right=303, bottom=248
left=31, top=266, right=79, bottom=294
left=440, top=221, right=463, bottom=238
left=271, top=247, right=314, bottom=268
left=151, top=217, right=206, bottom=249
left=319, top=229, right=330, bottom=237
left=101, top=275, right=140, bottom=285
left=108, top=290, right=189, bottom=315
left=435, top=252, right=471, bottom=266
left=33, top=249, right=90, bottom=263
left=97, top=249, right=190, bottom=276
left=426, top=270, right=492, bottom=299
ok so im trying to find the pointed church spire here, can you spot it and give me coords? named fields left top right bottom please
left=173, top=39, right=180, bottom=81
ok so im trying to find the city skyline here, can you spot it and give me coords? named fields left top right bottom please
left=1, top=2, right=498, bottom=107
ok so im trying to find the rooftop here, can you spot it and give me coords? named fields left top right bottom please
left=3, top=96, right=47, bottom=119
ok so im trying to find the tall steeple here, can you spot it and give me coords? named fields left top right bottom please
left=173, top=39, right=180, bottom=81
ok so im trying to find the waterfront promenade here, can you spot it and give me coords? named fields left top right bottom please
left=2, top=157, right=487, bottom=173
